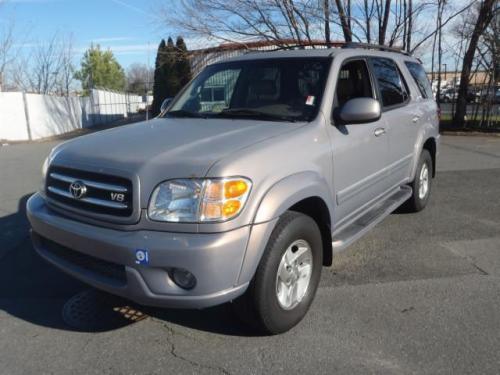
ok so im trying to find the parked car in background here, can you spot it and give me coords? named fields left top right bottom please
left=27, top=44, right=439, bottom=334
left=439, top=88, right=458, bottom=103
left=475, top=86, right=500, bottom=104
left=438, top=87, right=478, bottom=103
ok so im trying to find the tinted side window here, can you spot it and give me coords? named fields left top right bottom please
left=335, top=60, right=374, bottom=107
left=371, top=57, right=408, bottom=107
left=405, top=61, right=433, bottom=99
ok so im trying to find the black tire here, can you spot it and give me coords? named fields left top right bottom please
left=233, top=211, right=323, bottom=335
left=404, top=149, right=433, bottom=212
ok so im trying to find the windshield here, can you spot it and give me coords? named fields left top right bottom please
left=165, top=58, right=331, bottom=122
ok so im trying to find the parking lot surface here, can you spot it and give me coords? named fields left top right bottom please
left=1, top=134, right=500, bottom=374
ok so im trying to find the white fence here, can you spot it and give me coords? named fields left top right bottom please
left=0, top=89, right=152, bottom=142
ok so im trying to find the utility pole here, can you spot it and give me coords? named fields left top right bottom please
left=146, top=41, right=150, bottom=121
left=442, top=63, right=447, bottom=87
left=324, top=0, right=330, bottom=44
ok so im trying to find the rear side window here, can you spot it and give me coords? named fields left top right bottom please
left=405, top=61, right=433, bottom=99
left=370, top=57, right=409, bottom=107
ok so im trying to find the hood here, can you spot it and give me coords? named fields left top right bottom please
left=53, top=117, right=304, bottom=204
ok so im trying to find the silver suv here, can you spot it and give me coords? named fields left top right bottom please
left=27, top=45, right=439, bottom=334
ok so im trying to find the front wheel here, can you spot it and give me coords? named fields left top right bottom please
left=233, top=211, right=323, bottom=334
left=404, top=149, right=433, bottom=212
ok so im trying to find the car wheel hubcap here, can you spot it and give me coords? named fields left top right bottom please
left=275, top=239, right=313, bottom=310
left=419, top=163, right=429, bottom=199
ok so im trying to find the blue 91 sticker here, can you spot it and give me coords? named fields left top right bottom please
left=135, top=249, right=149, bottom=265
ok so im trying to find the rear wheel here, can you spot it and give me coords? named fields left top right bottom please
left=404, top=149, right=433, bottom=212
left=233, top=211, right=323, bottom=334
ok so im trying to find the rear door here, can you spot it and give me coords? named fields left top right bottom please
left=329, top=58, right=391, bottom=226
left=369, top=57, right=416, bottom=188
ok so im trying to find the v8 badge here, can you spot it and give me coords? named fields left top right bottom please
left=135, top=249, right=149, bottom=265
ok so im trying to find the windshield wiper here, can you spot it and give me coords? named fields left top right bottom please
left=214, top=108, right=297, bottom=122
left=165, top=110, right=206, bottom=118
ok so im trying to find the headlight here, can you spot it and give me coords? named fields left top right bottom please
left=148, top=177, right=252, bottom=223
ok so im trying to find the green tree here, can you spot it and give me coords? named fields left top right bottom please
left=151, top=39, right=168, bottom=116
left=75, top=45, right=126, bottom=94
left=175, top=36, right=192, bottom=89
left=164, top=37, right=178, bottom=97
left=152, top=36, right=192, bottom=116
left=152, top=37, right=178, bottom=116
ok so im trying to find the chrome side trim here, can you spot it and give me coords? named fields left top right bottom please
left=49, top=172, right=128, bottom=193
left=47, top=186, right=128, bottom=209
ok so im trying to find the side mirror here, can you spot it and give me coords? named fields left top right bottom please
left=338, top=98, right=381, bottom=124
left=160, top=98, right=173, bottom=113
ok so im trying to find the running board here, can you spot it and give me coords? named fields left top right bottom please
left=331, top=186, right=412, bottom=253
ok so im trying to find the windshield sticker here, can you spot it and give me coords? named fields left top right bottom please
left=305, top=96, right=315, bottom=106
left=135, top=249, right=149, bottom=265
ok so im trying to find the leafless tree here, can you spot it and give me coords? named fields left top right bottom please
left=164, top=0, right=321, bottom=46
left=409, top=2, right=476, bottom=53
left=454, top=0, right=497, bottom=128
left=323, top=0, right=331, bottom=43
left=56, top=35, right=76, bottom=96
left=334, top=0, right=353, bottom=42
left=0, top=19, right=17, bottom=91
left=19, top=33, right=76, bottom=95
left=374, top=0, right=391, bottom=45
left=166, top=0, right=473, bottom=55
left=127, top=63, right=154, bottom=94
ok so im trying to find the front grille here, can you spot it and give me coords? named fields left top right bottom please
left=46, top=166, right=133, bottom=217
left=39, top=236, right=127, bottom=286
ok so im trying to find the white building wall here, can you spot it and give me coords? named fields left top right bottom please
left=0, top=92, right=29, bottom=141
left=0, top=89, right=148, bottom=142
left=26, top=94, right=83, bottom=140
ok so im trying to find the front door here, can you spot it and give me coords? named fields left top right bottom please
left=328, top=58, right=390, bottom=227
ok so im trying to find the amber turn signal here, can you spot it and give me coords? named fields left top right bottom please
left=224, top=180, right=248, bottom=199
left=222, top=200, right=241, bottom=217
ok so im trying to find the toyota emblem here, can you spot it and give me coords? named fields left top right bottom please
left=69, top=180, right=87, bottom=199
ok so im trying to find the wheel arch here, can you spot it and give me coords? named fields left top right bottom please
left=238, top=173, right=334, bottom=285
left=422, top=137, right=437, bottom=178
left=288, top=197, right=333, bottom=267
left=411, top=136, right=437, bottom=181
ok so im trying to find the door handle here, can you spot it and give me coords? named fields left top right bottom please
left=412, top=116, right=420, bottom=123
left=374, top=128, right=386, bottom=137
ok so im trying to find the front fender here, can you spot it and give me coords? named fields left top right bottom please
left=253, top=171, right=334, bottom=224
left=236, top=172, right=334, bottom=285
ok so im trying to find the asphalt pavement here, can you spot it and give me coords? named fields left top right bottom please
left=0, top=133, right=500, bottom=374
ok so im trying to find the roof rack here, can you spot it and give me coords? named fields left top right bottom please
left=240, top=40, right=411, bottom=56
left=341, top=42, right=411, bottom=56
left=265, top=41, right=345, bottom=52
left=251, top=41, right=411, bottom=56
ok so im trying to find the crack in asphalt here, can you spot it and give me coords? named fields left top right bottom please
left=470, top=263, right=489, bottom=276
left=440, top=243, right=490, bottom=276
left=151, top=319, right=233, bottom=375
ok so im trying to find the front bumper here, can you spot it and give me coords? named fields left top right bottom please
left=27, top=193, right=262, bottom=309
